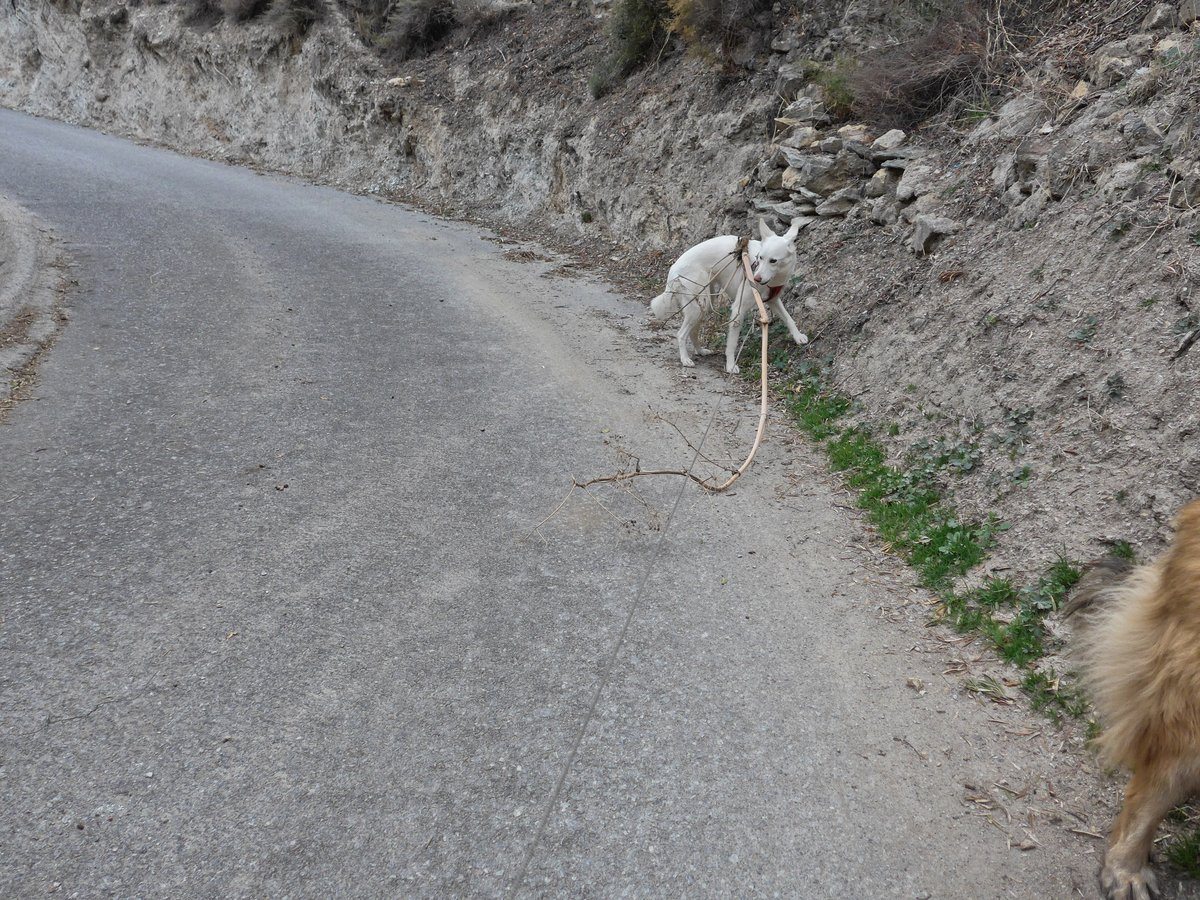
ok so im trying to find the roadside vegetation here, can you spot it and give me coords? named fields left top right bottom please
left=753, top=333, right=1200, bottom=890
left=167, top=0, right=1082, bottom=128
left=592, top=0, right=1077, bottom=123
left=746, top=324, right=1093, bottom=723
left=845, top=0, right=1072, bottom=127
left=590, top=0, right=673, bottom=98
left=178, top=0, right=322, bottom=34
left=335, top=0, right=520, bottom=59
left=592, top=0, right=784, bottom=96
left=1168, top=811, right=1200, bottom=879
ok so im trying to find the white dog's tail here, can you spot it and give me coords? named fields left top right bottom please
left=650, top=289, right=678, bottom=321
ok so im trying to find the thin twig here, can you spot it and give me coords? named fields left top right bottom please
left=522, top=484, right=575, bottom=541
left=572, top=468, right=718, bottom=491
left=1174, top=328, right=1200, bottom=361
left=655, top=412, right=737, bottom=474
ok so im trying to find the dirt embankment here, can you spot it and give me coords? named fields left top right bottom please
left=1, top=0, right=1197, bottom=572
left=0, top=2, right=767, bottom=257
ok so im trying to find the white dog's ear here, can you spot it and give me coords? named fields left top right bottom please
left=758, top=217, right=773, bottom=242
left=784, top=218, right=802, bottom=244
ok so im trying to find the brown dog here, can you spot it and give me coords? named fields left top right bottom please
left=1066, top=499, right=1200, bottom=900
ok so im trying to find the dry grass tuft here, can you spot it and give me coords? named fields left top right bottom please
left=666, top=0, right=774, bottom=52
left=177, top=0, right=223, bottom=26
left=221, top=0, right=270, bottom=21
left=589, top=0, right=671, bottom=98
left=846, top=0, right=1081, bottom=129
left=337, top=0, right=512, bottom=60
left=375, top=0, right=457, bottom=59
left=850, top=3, right=989, bottom=129
left=267, top=0, right=323, bottom=37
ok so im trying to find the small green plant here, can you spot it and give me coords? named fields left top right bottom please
left=956, top=104, right=993, bottom=125
left=1167, top=827, right=1200, bottom=878
left=1175, top=312, right=1200, bottom=335
left=1035, top=292, right=1060, bottom=311
left=802, top=57, right=857, bottom=118
left=1042, top=556, right=1083, bottom=605
left=1012, top=465, right=1032, bottom=484
left=1105, top=372, right=1127, bottom=401
left=1160, top=45, right=1189, bottom=70
left=1110, top=540, right=1137, bottom=562
left=939, top=558, right=1083, bottom=715
left=1139, top=296, right=1161, bottom=309
left=1070, top=315, right=1098, bottom=344
left=886, top=422, right=901, bottom=437
left=580, top=211, right=594, bottom=224
left=910, top=436, right=982, bottom=475
left=761, top=337, right=1090, bottom=724
left=787, top=382, right=852, bottom=440
left=994, top=406, right=1034, bottom=460
left=1023, top=669, right=1089, bottom=721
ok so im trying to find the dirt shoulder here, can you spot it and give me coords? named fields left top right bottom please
left=0, top=194, right=70, bottom=423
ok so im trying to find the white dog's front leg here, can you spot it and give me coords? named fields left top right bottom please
left=677, top=322, right=696, bottom=368
left=770, top=296, right=809, bottom=346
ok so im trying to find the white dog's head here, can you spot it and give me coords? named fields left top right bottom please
left=751, top=218, right=801, bottom=286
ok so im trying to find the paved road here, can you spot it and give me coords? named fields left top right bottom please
left=0, top=110, right=1103, bottom=898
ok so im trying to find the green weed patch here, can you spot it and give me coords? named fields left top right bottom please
left=784, top=377, right=992, bottom=591
left=753, top=346, right=1089, bottom=721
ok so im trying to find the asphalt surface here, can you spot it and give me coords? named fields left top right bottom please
left=0, top=110, right=1104, bottom=898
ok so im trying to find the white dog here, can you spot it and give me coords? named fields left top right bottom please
left=649, top=219, right=809, bottom=374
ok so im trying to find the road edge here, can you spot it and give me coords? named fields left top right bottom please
left=0, top=193, right=70, bottom=423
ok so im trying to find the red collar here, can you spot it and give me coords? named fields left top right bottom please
left=767, top=285, right=783, bottom=301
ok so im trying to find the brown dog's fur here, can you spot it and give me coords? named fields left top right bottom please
left=1067, top=499, right=1200, bottom=900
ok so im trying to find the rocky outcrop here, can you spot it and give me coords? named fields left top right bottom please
left=755, top=108, right=965, bottom=257
left=737, top=0, right=1200, bottom=569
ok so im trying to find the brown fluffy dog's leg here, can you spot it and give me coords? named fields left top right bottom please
left=1102, top=757, right=1195, bottom=900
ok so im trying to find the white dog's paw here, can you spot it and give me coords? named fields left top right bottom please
left=795, top=332, right=810, bottom=345
left=726, top=362, right=740, bottom=375
left=681, top=358, right=696, bottom=368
